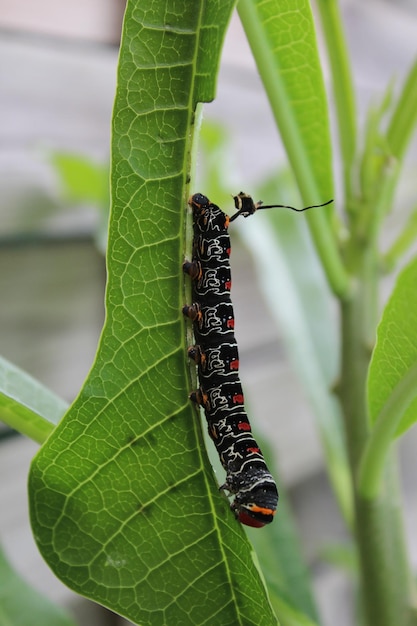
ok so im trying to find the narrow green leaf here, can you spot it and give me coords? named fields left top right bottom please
left=0, top=356, right=67, bottom=443
left=237, top=0, right=350, bottom=299
left=355, top=82, right=400, bottom=244
left=359, top=84, right=394, bottom=206
left=366, top=59, right=417, bottom=243
left=238, top=0, right=333, bottom=200
left=29, top=2, right=278, bottom=625
left=0, top=543, right=76, bottom=626
left=360, top=256, right=417, bottom=498
left=386, top=57, right=417, bottom=162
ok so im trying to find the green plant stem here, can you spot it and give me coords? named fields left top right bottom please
left=237, top=0, right=350, bottom=300
left=339, top=247, right=414, bottom=626
left=315, top=0, right=356, bottom=206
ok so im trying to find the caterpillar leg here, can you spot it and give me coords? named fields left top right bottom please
left=182, top=302, right=201, bottom=322
left=182, top=259, right=201, bottom=280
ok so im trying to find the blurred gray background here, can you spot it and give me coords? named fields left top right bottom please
left=1, top=1, right=417, bottom=624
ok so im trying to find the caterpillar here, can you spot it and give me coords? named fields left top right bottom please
left=182, top=192, right=279, bottom=528
left=183, top=192, right=332, bottom=526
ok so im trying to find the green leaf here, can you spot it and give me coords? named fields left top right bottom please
left=365, top=59, right=417, bottom=242
left=359, top=256, right=417, bottom=498
left=368, top=256, right=417, bottom=433
left=386, top=57, right=417, bottom=162
left=29, top=2, right=278, bottom=625
left=359, top=83, right=394, bottom=205
left=353, top=82, right=401, bottom=244
left=238, top=0, right=333, bottom=199
left=0, top=356, right=67, bottom=443
left=237, top=0, right=349, bottom=300
left=0, top=543, right=76, bottom=626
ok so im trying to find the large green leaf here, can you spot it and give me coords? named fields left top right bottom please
left=29, top=2, right=278, bottom=625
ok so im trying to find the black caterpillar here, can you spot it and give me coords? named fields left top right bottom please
left=182, top=192, right=279, bottom=528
